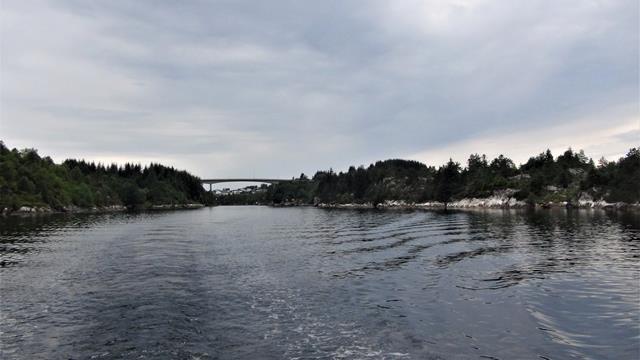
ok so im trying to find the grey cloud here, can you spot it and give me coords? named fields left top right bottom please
left=1, top=0, right=637, bottom=177
left=615, top=129, right=640, bottom=144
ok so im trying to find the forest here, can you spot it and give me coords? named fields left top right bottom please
left=237, top=147, right=640, bottom=207
left=0, top=141, right=210, bottom=211
left=1, top=140, right=638, bottom=212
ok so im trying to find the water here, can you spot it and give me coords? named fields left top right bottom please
left=1, top=207, right=638, bottom=360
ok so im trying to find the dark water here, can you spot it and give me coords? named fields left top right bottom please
left=1, top=207, right=639, bottom=360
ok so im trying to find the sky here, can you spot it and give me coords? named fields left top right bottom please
left=1, top=0, right=638, bottom=180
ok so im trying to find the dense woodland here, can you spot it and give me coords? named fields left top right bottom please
left=245, top=147, right=640, bottom=207
left=1, top=140, right=638, bottom=211
left=0, top=141, right=210, bottom=210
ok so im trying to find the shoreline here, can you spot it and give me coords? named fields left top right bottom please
left=316, top=199, right=639, bottom=211
left=4, top=200, right=638, bottom=216
left=1, top=203, right=205, bottom=216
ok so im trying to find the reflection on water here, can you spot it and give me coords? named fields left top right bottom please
left=1, top=207, right=638, bottom=359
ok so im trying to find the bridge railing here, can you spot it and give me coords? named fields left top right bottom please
left=201, top=178, right=290, bottom=184
left=201, top=178, right=293, bottom=191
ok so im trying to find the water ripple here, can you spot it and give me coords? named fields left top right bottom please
left=1, top=207, right=638, bottom=359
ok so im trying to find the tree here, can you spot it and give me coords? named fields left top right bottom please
left=17, top=176, right=36, bottom=193
left=489, top=155, right=516, bottom=178
left=467, top=154, right=488, bottom=173
left=435, top=159, right=461, bottom=210
left=122, top=183, right=145, bottom=208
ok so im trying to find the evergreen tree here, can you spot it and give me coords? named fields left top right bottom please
left=435, top=159, right=462, bottom=210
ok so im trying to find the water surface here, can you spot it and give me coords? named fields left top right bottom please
left=1, top=207, right=639, bottom=359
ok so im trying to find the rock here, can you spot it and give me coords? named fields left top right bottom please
left=494, top=188, right=518, bottom=198
left=316, top=202, right=374, bottom=209
left=378, top=200, right=410, bottom=209
left=578, top=192, right=594, bottom=205
left=185, top=203, right=204, bottom=209
left=105, top=205, right=126, bottom=212
left=316, top=195, right=636, bottom=211
left=568, top=168, right=584, bottom=176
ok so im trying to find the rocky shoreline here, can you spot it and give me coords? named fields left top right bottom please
left=316, top=198, right=638, bottom=211
left=1, top=203, right=205, bottom=216
left=5, top=199, right=636, bottom=215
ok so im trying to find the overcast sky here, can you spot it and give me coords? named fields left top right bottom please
left=1, top=0, right=638, bottom=179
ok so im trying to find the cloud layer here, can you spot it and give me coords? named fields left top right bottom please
left=1, top=0, right=638, bottom=178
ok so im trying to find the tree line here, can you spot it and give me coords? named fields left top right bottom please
left=256, top=147, right=639, bottom=207
left=2, top=140, right=638, bottom=211
left=0, top=141, right=210, bottom=210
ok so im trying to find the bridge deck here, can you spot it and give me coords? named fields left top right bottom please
left=201, top=178, right=290, bottom=184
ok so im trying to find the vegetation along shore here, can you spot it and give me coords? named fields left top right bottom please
left=221, top=147, right=639, bottom=210
left=1, top=140, right=638, bottom=215
left=0, top=141, right=210, bottom=215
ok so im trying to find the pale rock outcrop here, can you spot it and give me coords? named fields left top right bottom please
left=576, top=193, right=621, bottom=208
left=317, top=202, right=373, bottom=209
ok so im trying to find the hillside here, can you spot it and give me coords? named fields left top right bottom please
left=0, top=141, right=210, bottom=212
left=254, top=148, right=640, bottom=208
